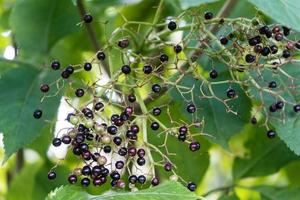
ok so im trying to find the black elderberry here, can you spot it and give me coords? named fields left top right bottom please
left=248, top=36, right=260, bottom=46
left=267, top=130, right=276, bottom=139
left=219, top=36, right=228, bottom=45
left=61, top=70, right=70, bottom=79
left=115, top=161, right=124, bottom=169
left=68, top=175, right=77, bottom=184
left=131, top=124, right=140, bottom=133
left=254, top=44, right=262, bottom=53
left=73, top=146, right=82, bottom=155
left=143, top=65, right=153, bottom=74
left=151, top=177, right=160, bottom=186
left=121, top=65, right=131, bottom=74
left=265, top=30, right=272, bottom=38
left=137, top=175, right=146, bottom=184
left=52, top=138, right=62, bottom=147
left=48, top=171, right=56, bottom=180
left=189, top=141, right=200, bottom=152
left=282, top=50, right=291, bottom=58
left=84, top=62, right=92, bottom=71
left=245, top=54, right=256, bottom=63
left=81, top=177, right=90, bottom=187
left=276, top=101, right=284, bottom=109
left=128, top=94, right=136, bottom=103
left=204, top=11, right=213, bottom=20
left=270, top=45, right=278, bottom=54
left=33, top=109, right=42, bottom=119
left=226, top=88, right=236, bottom=98
left=40, top=84, right=50, bottom=93
left=110, top=171, right=121, bottom=180
left=168, top=21, right=177, bottom=31
left=282, top=26, right=290, bottom=36
left=274, top=33, right=283, bottom=41
left=62, top=135, right=71, bottom=144
left=160, top=54, right=169, bottom=62
left=164, top=162, right=172, bottom=171
left=268, top=81, right=277, bottom=88
left=128, top=175, right=138, bottom=184
left=152, top=84, right=161, bottom=93
left=75, top=88, right=84, bottom=97
left=186, top=103, right=196, bottom=113
left=113, top=136, right=122, bottom=146
left=174, top=45, right=182, bottom=53
left=83, top=14, right=93, bottom=23
left=210, top=69, right=218, bottom=79
left=137, top=148, right=146, bottom=157
left=151, top=121, right=160, bottom=130
left=103, top=145, right=111, bottom=153
left=259, top=25, right=269, bottom=34
left=269, top=104, right=277, bottom=112
left=118, top=39, right=130, bottom=48
left=261, top=47, right=270, bottom=56
left=94, top=102, right=104, bottom=111
left=128, top=146, right=137, bottom=156
left=118, top=147, right=127, bottom=156
left=187, top=182, right=197, bottom=191
left=51, top=60, right=60, bottom=70
left=81, top=165, right=92, bottom=176
left=97, top=51, right=106, bottom=60
left=178, top=133, right=186, bottom=141
left=179, top=126, right=188, bottom=134
left=137, top=157, right=146, bottom=166
left=66, top=65, right=74, bottom=75
left=251, top=117, right=257, bottom=125
left=111, top=114, right=119, bottom=122
left=294, top=104, right=300, bottom=112
left=152, top=107, right=161, bottom=116
left=107, top=125, right=118, bottom=135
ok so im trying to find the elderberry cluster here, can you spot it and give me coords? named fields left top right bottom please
left=32, top=9, right=300, bottom=192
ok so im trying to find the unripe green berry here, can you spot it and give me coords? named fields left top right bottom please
left=85, top=119, right=94, bottom=128
left=97, top=156, right=107, bottom=165
left=95, top=123, right=105, bottom=133
left=102, top=135, right=111, bottom=144
left=70, top=116, right=79, bottom=125
left=169, top=174, right=178, bottom=181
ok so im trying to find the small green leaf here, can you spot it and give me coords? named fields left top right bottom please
left=233, top=125, right=299, bottom=180
left=6, top=160, right=43, bottom=200
left=253, top=185, right=300, bottom=200
left=0, top=60, right=61, bottom=160
left=247, top=0, right=300, bottom=31
left=46, top=181, right=204, bottom=200
left=10, top=0, right=80, bottom=55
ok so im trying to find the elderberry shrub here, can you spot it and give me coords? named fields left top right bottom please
left=33, top=10, right=300, bottom=193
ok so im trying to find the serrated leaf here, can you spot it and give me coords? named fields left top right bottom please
left=6, top=160, right=43, bottom=200
left=0, top=60, right=61, bottom=160
left=46, top=181, right=204, bottom=200
left=247, top=0, right=300, bottom=31
left=232, top=125, right=299, bottom=180
left=252, top=186, right=300, bottom=200
left=10, top=0, right=79, bottom=55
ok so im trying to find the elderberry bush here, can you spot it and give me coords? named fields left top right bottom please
left=31, top=7, right=300, bottom=193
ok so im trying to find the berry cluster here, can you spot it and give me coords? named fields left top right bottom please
left=33, top=10, right=300, bottom=192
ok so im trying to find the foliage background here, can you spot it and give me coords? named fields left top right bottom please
left=0, top=0, right=300, bottom=199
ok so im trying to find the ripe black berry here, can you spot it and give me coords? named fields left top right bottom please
left=269, top=104, right=277, bottom=112
left=270, top=45, right=278, bottom=54
left=268, top=81, right=277, bottom=88
left=66, top=65, right=74, bottom=75
left=137, top=157, right=146, bottom=166
left=128, top=146, right=137, bottom=156
left=219, top=36, right=228, bottom=45
left=282, top=50, right=291, bottom=58
left=128, top=94, right=136, bottom=103
left=118, top=39, right=129, bottom=48
left=81, top=177, right=90, bottom=187
left=178, top=133, right=186, bottom=141
left=75, top=88, right=84, bottom=97
left=189, top=141, right=200, bottom=152
left=151, top=177, right=160, bottom=186
left=282, top=26, right=290, bottom=36
left=210, top=69, right=218, bottom=79
left=267, top=130, right=276, bottom=139
left=226, top=88, right=236, bottom=98
left=294, top=104, right=300, bottom=112
left=97, top=51, right=106, bottom=60
left=164, top=162, right=172, bottom=171
left=115, top=161, right=124, bottom=169
left=68, top=175, right=77, bottom=184
left=113, top=136, right=122, bottom=146
left=261, top=47, right=270, bottom=56
left=81, top=165, right=92, bottom=176
left=61, top=70, right=70, bottom=79
left=254, top=44, right=263, bottom=53
left=51, top=60, right=60, bottom=70
left=94, top=102, right=104, bottom=111
left=204, top=11, right=213, bottom=20
left=40, top=84, right=50, bottom=93
left=110, top=171, right=121, bottom=180
left=84, top=62, right=92, bottom=71
left=152, top=107, right=161, bottom=116
left=83, top=14, right=93, bottom=23
left=179, top=126, right=188, bottom=134
left=187, top=182, right=197, bottom=191
left=137, top=175, right=146, bottom=184
left=152, top=84, right=161, bottom=93
left=251, top=117, right=257, bottom=125
left=118, top=147, right=127, bottom=156
left=276, top=101, right=284, bottom=109
left=103, top=145, right=111, bottom=153
left=168, top=21, right=177, bottom=31
left=137, top=148, right=145, bottom=157
left=129, top=175, right=138, bottom=184
left=52, top=138, right=62, bottom=147
left=174, top=45, right=182, bottom=53
left=107, top=125, right=118, bottom=135
left=245, top=54, right=256, bottom=63
left=160, top=54, right=169, bottom=62
left=151, top=122, right=160, bottom=130
left=259, top=25, right=269, bottom=34
left=274, top=33, right=283, bottom=41
left=33, top=109, right=42, bottom=119
left=121, top=65, right=131, bottom=74
left=48, top=171, right=56, bottom=180
left=143, top=65, right=153, bottom=74
left=62, top=135, right=71, bottom=144
left=186, top=103, right=196, bottom=113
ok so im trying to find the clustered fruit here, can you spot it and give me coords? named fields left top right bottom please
left=33, top=10, right=300, bottom=192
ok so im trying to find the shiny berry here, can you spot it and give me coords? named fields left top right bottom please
left=210, top=69, right=218, bottom=79
left=33, top=109, right=42, bottom=119
left=294, top=104, right=300, bottom=112
left=270, top=45, right=278, bottom=54
left=274, top=33, right=283, bottom=41
left=103, top=145, right=111, bottom=153
left=83, top=14, right=93, bottom=23
left=160, top=54, right=169, bottom=62
left=113, top=136, right=122, bottom=146
left=48, top=171, right=56, bottom=180
left=178, top=133, right=186, bottom=141
left=251, top=117, right=257, bottom=125
left=137, top=157, right=146, bottom=166
left=138, top=175, right=146, bottom=184
left=151, top=177, right=160, bottom=186
left=186, top=103, right=196, bottom=113
left=282, top=26, right=290, bottom=36
left=107, top=125, right=118, bottom=135
left=68, top=175, right=77, bottom=184
left=52, top=138, right=62, bottom=147
left=259, top=26, right=269, bottom=34
left=152, top=107, right=161, bottom=116
left=189, top=141, right=200, bottom=152
left=81, top=178, right=90, bottom=187
left=94, top=102, right=104, bottom=111
left=75, top=88, right=84, bottom=97
left=282, top=50, right=291, bottom=58
left=129, top=175, right=138, bottom=184
left=268, top=81, right=277, bottom=88
left=143, top=65, right=153, bottom=74
left=84, top=62, right=92, bottom=71
left=204, top=11, right=213, bottom=20
left=276, top=101, right=284, bottom=109
left=51, top=60, right=60, bottom=70
left=61, top=70, right=70, bottom=79
left=164, top=162, right=172, bottom=171
left=121, top=65, right=131, bottom=74
left=115, top=161, right=124, bottom=169
left=118, top=39, right=129, bottom=48
left=267, top=130, right=276, bottom=139
left=128, top=94, right=136, bottom=103
left=226, top=88, right=236, bottom=98
left=174, top=45, right=182, bottom=53
left=40, top=84, right=50, bottom=93
left=245, top=54, right=256, bottom=63
left=118, top=147, right=127, bottom=156
left=81, top=165, right=91, bottom=176
left=151, top=122, right=159, bottom=130
left=137, top=148, right=145, bottom=157
left=152, top=84, right=161, bottom=93
left=97, top=51, right=106, bottom=60
left=261, top=47, right=270, bottom=56
left=168, top=21, right=177, bottom=31
left=187, top=182, right=197, bottom=191
left=62, top=135, right=71, bottom=144
left=219, top=36, right=228, bottom=45
left=110, top=171, right=121, bottom=180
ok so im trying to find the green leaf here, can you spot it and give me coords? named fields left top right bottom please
left=232, top=125, right=299, bottom=180
left=6, top=160, right=43, bottom=200
left=10, top=0, right=79, bottom=55
left=252, top=186, right=300, bottom=200
left=218, top=192, right=239, bottom=200
left=179, top=0, right=220, bottom=9
left=247, top=0, right=300, bottom=31
left=0, top=60, right=61, bottom=160
left=46, top=181, right=204, bottom=200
